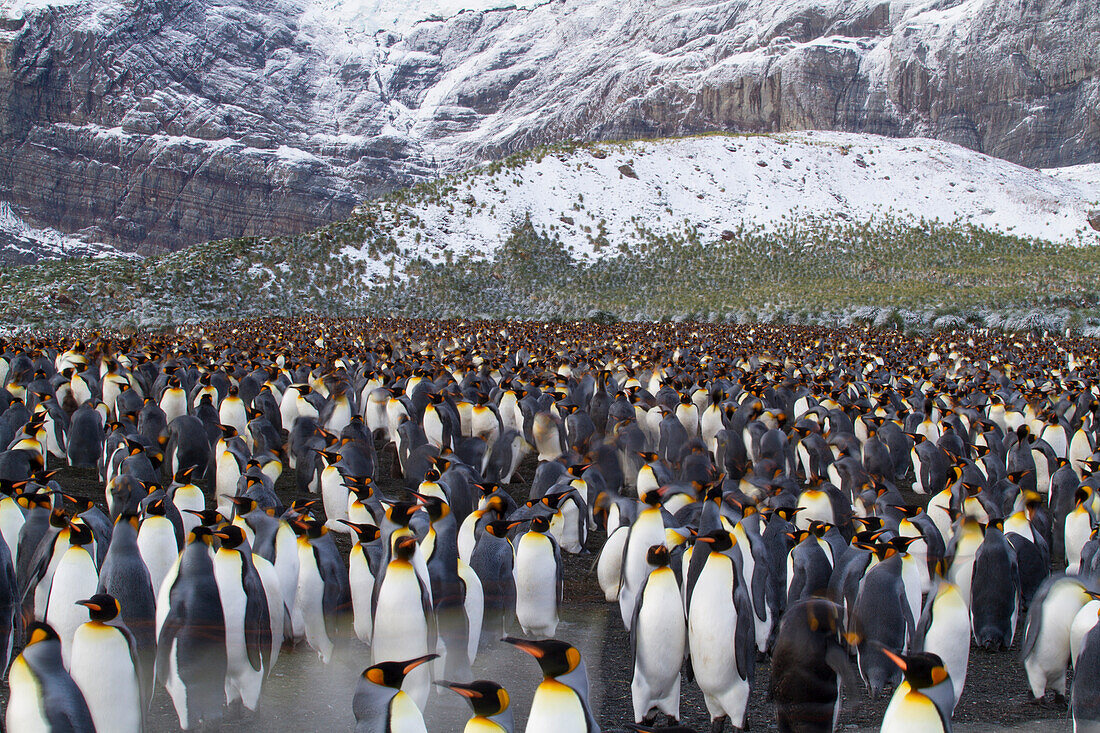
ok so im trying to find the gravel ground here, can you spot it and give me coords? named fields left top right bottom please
left=4, top=444, right=1072, bottom=732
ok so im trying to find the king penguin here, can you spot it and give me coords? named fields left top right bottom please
left=353, top=654, right=438, bottom=733
left=879, top=649, right=953, bottom=733
left=6, top=622, right=95, bottom=732
left=502, top=637, right=600, bottom=733
left=437, top=679, right=515, bottom=732
left=155, top=525, right=228, bottom=731
left=211, top=524, right=272, bottom=716
left=513, top=514, right=564, bottom=638
left=69, top=593, right=143, bottom=733
left=630, top=543, right=687, bottom=726
left=372, top=534, right=436, bottom=711
left=685, top=529, right=754, bottom=733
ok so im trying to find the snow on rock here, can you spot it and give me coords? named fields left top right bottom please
left=342, top=132, right=1100, bottom=283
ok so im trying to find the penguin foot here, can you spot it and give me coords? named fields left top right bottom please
left=710, top=715, right=729, bottom=733
left=1054, top=692, right=1068, bottom=708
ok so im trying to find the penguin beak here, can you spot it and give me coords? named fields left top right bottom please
left=881, top=647, right=908, bottom=671
left=402, top=654, right=439, bottom=674
left=501, top=636, right=545, bottom=658
left=75, top=600, right=101, bottom=612
left=435, top=681, right=482, bottom=698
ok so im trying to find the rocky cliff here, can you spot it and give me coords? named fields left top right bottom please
left=1, top=0, right=1097, bottom=257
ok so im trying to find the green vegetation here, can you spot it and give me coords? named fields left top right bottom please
left=1, top=134, right=1097, bottom=332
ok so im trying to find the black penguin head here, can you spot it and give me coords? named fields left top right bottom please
left=219, top=424, right=238, bottom=439
left=76, top=593, right=121, bottom=623
left=529, top=515, right=551, bottom=534
left=485, top=520, right=520, bottom=538
left=340, top=521, right=381, bottom=543
left=68, top=521, right=94, bottom=546
left=145, top=498, right=167, bottom=517
left=228, top=496, right=258, bottom=516
left=184, top=509, right=225, bottom=527
left=501, top=637, right=582, bottom=678
left=213, top=525, right=248, bottom=550
left=362, top=654, right=439, bottom=689
left=640, top=489, right=663, bottom=507
left=646, top=544, right=671, bottom=568
left=408, top=490, right=450, bottom=522
left=188, top=525, right=217, bottom=546
left=695, top=529, right=734, bottom=552
left=436, top=680, right=511, bottom=717
left=393, top=534, right=419, bottom=561
left=24, top=622, right=60, bottom=648
left=882, top=649, right=949, bottom=691
left=384, top=499, right=420, bottom=528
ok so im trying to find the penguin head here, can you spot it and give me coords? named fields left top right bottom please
left=219, top=424, right=239, bottom=439
left=393, top=534, right=419, bottom=561
left=529, top=515, right=551, bottom=534
left=187, top=525, right=217, bottom=546
left=24, top=622, right=61, bottom=649
left=340, top=521, right=381, bottom=543
left=882, top=649, right=949, bottom=691
left=362, top=654, right=439, bottom=689
left=640, top=489, right=663, bottom=507
left=695, top=529, right=735, bottom=552
left=436, top=680, right=510, bottom=717
left=68, top=521, right=94, bottom=546
left=228, top=496, right=258, bottom=516
left=345, top=476, right=374, bottom=500
left=76, top=593, right=121, bottom=623
left=501, top=637, right=583, bottom=678
left=485, top=520, right=520, bottom=538
left=384, top=499, right=420, bottom=528
left=144, top=497, right=167, bottom=517
left=184, top=509, right=226, bottom=527
left=646, top=544, right=671, bottom=568
left=213, top=525, right=248, bottom=550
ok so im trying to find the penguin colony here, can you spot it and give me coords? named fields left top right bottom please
left=0, top=317, right=1098, bottom=732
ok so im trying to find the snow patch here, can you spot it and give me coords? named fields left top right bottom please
left=343, top=131, right=1100, bottom=286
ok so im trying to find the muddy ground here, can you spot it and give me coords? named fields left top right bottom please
left=7, top=441, right=1071, bottom=732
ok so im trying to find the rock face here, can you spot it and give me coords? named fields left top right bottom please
left=1, top=0, right=1098, bottom=256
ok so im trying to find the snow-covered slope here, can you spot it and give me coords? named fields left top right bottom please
left=341, top=132, right=1100, bottom=281
left=2, top=0, right=1096, bottom=256
left=0, top=202, right=127, bottom=264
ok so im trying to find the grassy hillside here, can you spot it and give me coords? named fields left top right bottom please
left=2, top=133, right=1098, bottom=332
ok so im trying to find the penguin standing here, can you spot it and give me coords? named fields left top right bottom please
left=69, top=593, right=143, bottom=733
left=156, top=525, right=228, bottom=731
left=630, top=544, right=687, bottom=726
left=343, top=521, right=381, bottom=644
left=6, top=622, right=95, bottom=732
left=502, top=637, right=600, bottom=733
left=294, top=517, right=351, bottom=664
left=470, top=520, right=519, bottom=638
left=97, top=513, right=156, bottom=701
left=514, top=515, right=564, bottom=638
left=685, top=529, right=754, bottom=733
left=1021, top=576, right=1095, bottom=703
left=620, top=491, right=668, bottom=629
left=43, top=522, right=100, bottom=667
left=372, top=534, right=436, bottom=711
left=211, top=525, right=272, bottom=716
left=915, top=580, right=970, bottom=711
left=139, top=498, right=182, bottom=598
left=770, top=598, right=854, bottom=733
left=353, top=654, right=438, bottom=733
left=1072, top=608, right=1100, bottom=732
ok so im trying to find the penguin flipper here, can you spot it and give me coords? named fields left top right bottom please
left=242, top=561, right=272, bottom=672
left=733, top=582, right=755, bottom=684
left=751, top=556, right=769, bottom=621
